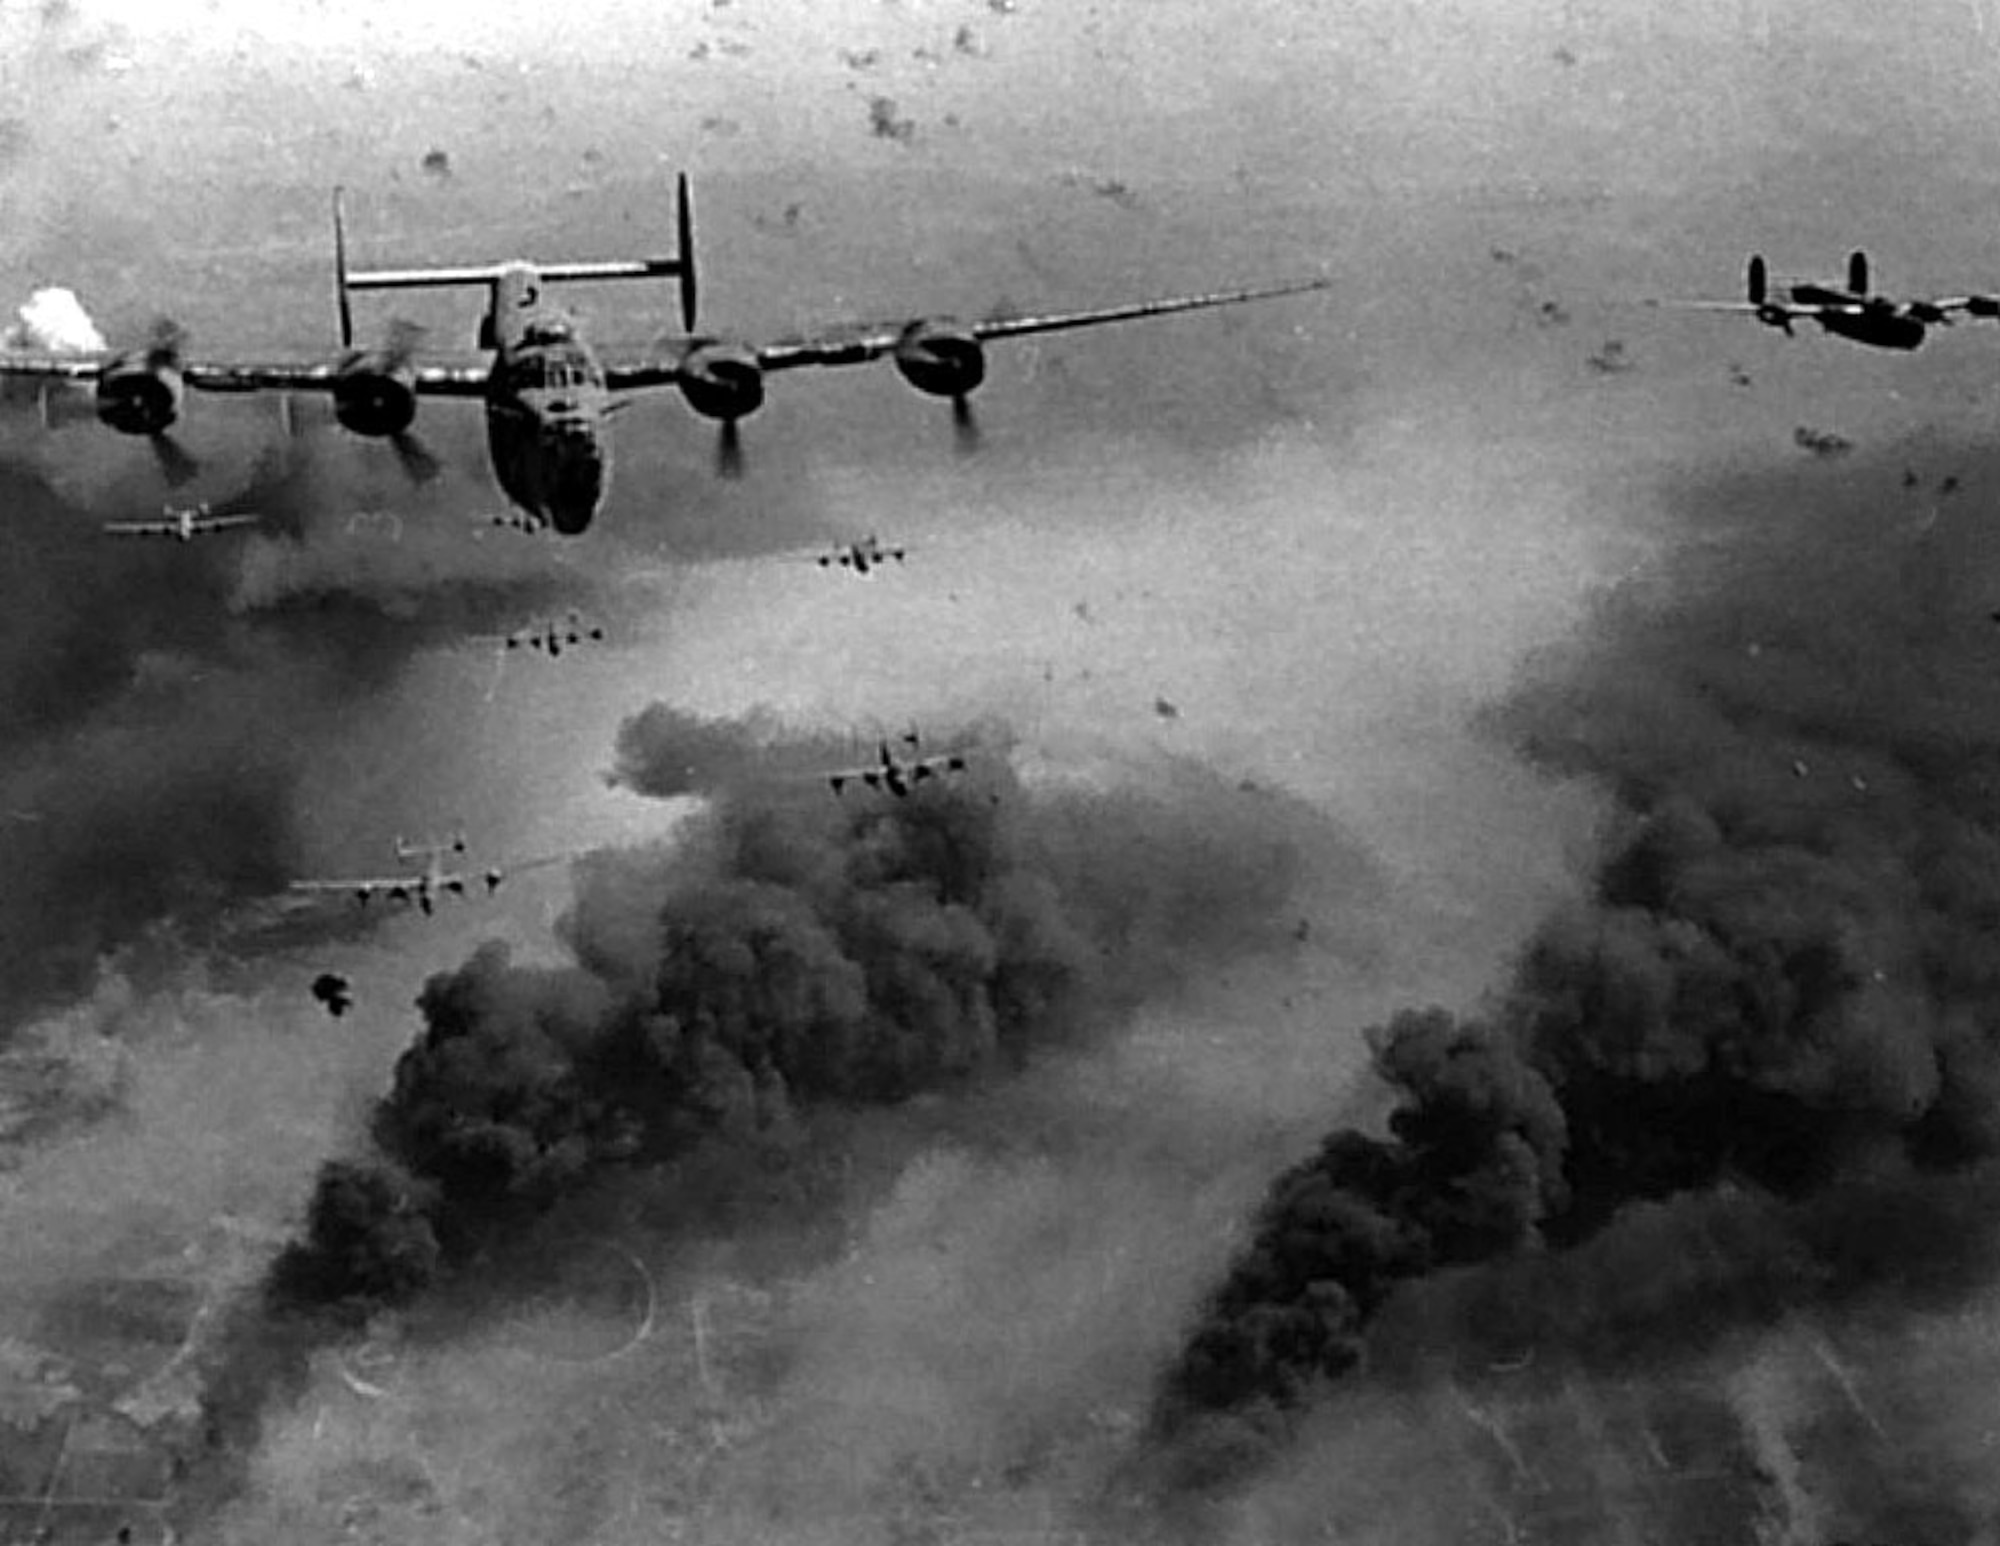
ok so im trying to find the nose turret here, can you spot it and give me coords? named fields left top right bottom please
left=541, top=422, right=608, bottom=535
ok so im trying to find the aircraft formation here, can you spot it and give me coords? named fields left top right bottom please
left=34, top=175, right=1979, bottom=1004
left=0, top=172, right=1328, bottom=536
left=0, top=163, right=1327, bottom=1002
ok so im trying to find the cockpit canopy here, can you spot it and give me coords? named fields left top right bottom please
left=529, top=351, right=594, bottom=390
left=520, top=318, right=575, bottom=348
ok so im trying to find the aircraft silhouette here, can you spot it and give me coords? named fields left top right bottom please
left=1656, top=251, right=2000, bottom=351
left=824, top=731, right=969, bottom=798
left=288, top=832, right=567, bottom=915
left=484, top=610, right=607, bottom=658
left=814, top=534, right=907, bottom=575
left=102, top=500, right=261, bottom=541
left=0, top=172, right=1328, bottom=534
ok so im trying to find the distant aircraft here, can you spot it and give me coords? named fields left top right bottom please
left=1793, top=425, right=1853, bottom=457
left=824, top=731, right=969, bottom=798
left=815, top=534, right=906, bottom=575
left=102, top=500, right=261, bottom=541
left=0, top=172, right=1329, bottom=535
left=288, top=831, right=564, bottom=915
left=1656, top=252, right=2000, bottom=351
left=486, top=610, right=606, bottom=657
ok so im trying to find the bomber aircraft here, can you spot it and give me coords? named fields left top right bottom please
left=485, top=610, right=607, bottom=658
left=288, top=832, right=562, bottom=916
left=825, top=731, right=969, bottom=798
left=0, top=173, right=1328, bottom=535
left=815, top=534, right=907, bottom=575
left=103, top=500, right=261, bottom=541
left=1655, top=252, right=2000, bottom=350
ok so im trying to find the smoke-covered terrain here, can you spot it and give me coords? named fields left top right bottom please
left=1148, top=441, right=2000, bottom=1542
left=269, top=714, right=1335, bottom=1308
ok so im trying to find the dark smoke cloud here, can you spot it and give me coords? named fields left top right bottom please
left=1151, top=438, right=2000, bottom=1481
left=0, top=425, right=595, bottom=1027
left=271, top=708, right=1340, bottom=1311
left=606, top=703, right=865, bottom=800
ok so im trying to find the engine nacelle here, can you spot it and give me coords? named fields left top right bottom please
left=893, top=321, right=986, bottom=399
left=675, top=340, right=765, bottom=422
left=333, top=354, right=418, bottom=437
left=95, top=353, right=184, bottom=435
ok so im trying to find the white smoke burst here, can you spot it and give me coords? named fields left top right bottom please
left=3, top=287, right=107, bottom=353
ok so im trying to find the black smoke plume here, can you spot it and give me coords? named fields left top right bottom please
left=1153, top=441, right=2000, bottom=1473
left=0, top=430, right=594, bottom=1028
left=271, top=705, right=1332, bottom=1310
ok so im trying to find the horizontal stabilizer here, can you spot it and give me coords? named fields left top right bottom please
left=333, top=174, right=697, bottom=332
left=346, top=257, right=687, bottom=290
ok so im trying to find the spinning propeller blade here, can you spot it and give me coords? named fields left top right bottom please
left=951, top=395, right=980, bottom=454
left=149, top=432, right=200, bottom=487
left=390, top=430, right=443, bottom=485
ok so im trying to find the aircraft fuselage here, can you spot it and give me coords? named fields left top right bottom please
left=1789, top=284, right=1927, bottom=351
left=484, top=265, right=613, bottom=535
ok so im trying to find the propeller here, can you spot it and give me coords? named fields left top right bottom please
left=383, top=317, right=444, bottom=486
left=390, top=431, right=443, bottom=485
left=716, top=418, right=744, bottom=479
left=951, top=395, right=980, bottom=454
left=149, top=432, right=201, bottom=487
left=384, top=316, right=424, bottom=360
left=145, top=316, right=201, bottom=484
left=147, top=314, right=188, bottom=364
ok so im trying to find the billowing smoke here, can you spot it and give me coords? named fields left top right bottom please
left=1150, top=439, right=2000, bottom=1518
left=605, top=703, right=874, bottom=801
left=3, top=286, right=105, bottom=351
left=0, top=285, right=601, bottom=1026
left=269, top=706, right=1330, bottom=1316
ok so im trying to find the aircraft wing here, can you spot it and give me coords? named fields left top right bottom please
left=289, top=877, right=413, bottom=898
left=1917, top=294, right=2000, bottom=319
left=756, top=277, right=1332, bottom=372
left=494, top=852, right=580, bottom=878
left=182, top=360, right=491, bottom=397
left=1650, top=300, right=1864, bottom=317
left=193, top=513, right=262, bottom=532
left=0, top=351, right=492, bottom=396
left=0, top=352, right=111, bottom=381
left=600, top=276, right=1330, bottom=387
left=102, top=521, right=180, bottom=536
